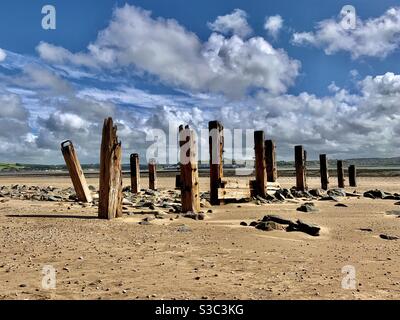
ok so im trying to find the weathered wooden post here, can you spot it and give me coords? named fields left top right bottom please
left=348, top=165, right=357, bottom=187
left=337, top=160, right=345, bottom=188
left=148, top=159, right=157, bottom=190
left=254, top=131, right=267, bottom=197
left=98, top=117, right=123, bottom=220
left=179, top=126, right=200, bottom=212
left=209, top=121, right=224, bottom=205
left=130, top=153, right=140, bottom=194
left=265, top=140, right=277, bottom=182
left=175, top=175, right=182, bottom=190
left=295, top=145, right=307, bottom=191
left=319, top=154, right=329, bottom=190
left=61, top=140, right=93, bottom=203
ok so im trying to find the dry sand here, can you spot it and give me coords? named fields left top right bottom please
left=0, top=175, right=399, bottom=300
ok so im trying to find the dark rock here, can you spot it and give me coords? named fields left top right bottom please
left=345, top=192, right=362, bottom=197
left=297, top=203, right=319, bottom=213
left=394, top=202, right=400, bottom=205
left=183, top=212, right=205, bottom=221
left=274, top=191, right=286, bottom=201
left=309, top=189, right=325, bottom=197
left=249, top=221, right=258, bottom=227
left=386, top=210, right=400, bottom=217
left=327, top=188, right=346, bottom=197
left=262, top=215, right=294, bottom=225
left=379, top=234, right=399, bottom=240
left=335, top=203, right=348, bottom=207
left=319, top=195, right=339, bottom=202
left=255, top=221, right=284, bottom=231
left=359, top=228, right=373, bottom=232
left=240, top=221, right=248, bottom=226
left=364, top=189, right=390, bottom=199
left=287, top=219, right=320, bottom=236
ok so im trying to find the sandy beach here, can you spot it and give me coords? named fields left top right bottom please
left=0, top=175, right=399, bottom=300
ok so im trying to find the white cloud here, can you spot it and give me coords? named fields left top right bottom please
left=264, top=15, right=283, bottom=39
left=36, top=5, right=300, bottom=97
left=292, top=7, right=400, bottom=58
left=0, top=48, right=6, bottom=62
left=207, top=9, right=252, bottom=38
left=0, top=93, right=29, bottom=120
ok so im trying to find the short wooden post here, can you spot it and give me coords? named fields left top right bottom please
left=148, top=159, right=157, bottom=190
left=209, top=121, right=224, bottom=205
left=98, top=117, right=123, bottom=220
left=348, top=165, right=357, bottom=187
left=295, top=145, right=307, bottom=191
left=179, top=127, right=200, bottom=212
left=61, top=140, right=92, bottom=203
left=254, top=131, right=267, bottom=197
left=130, top=153, right=140, bottom=194
left=319, top=154, right=329, bottom=190
left=265, top=140, right=277, bottom=182
left=337, top=160, right=345, bottom=188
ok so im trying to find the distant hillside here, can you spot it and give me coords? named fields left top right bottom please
left=1, top=157, right=400, bottom=173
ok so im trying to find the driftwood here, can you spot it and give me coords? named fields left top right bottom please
left=61, top=140, right=92, bottom=203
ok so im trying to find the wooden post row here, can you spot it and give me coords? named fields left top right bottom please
left=348, top=165, right=357, bottom=187
left=209, top=121, right=224, bottom=205
left=254, top=131, right=267, bottom=197
left=179, top=126, right=200, bottom=213
left=98, top=117, right=123, bottom=220
left=319, top=154, right=329, bottom=190
left=130, top=153, right=140, bottom=194
left=61, top=140, right=92, bottom=203
left=295, top=145, right=307, bottom=191
left=337, top=160, right=345, bottom=188
left=265, top=140, right=277, bottom=182
left=148, top=159, right=157, bottom=190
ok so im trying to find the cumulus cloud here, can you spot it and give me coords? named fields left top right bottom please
left=264, top=15, right=284, bottom=39
left=292, top=7, right=400, bottom=58
left=207, top=9, right=252, bottom=38
left=0, top=48, right=6, bottom=62
left=36, top=5, right=300, bottom=97
left=0, top=94, right=29, bottom=120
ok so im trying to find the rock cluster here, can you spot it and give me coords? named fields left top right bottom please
left=243, top=214, right=321, bottom=237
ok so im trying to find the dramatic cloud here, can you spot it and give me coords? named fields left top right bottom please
left=37, top=5, right=300, bottom=97
left=207, top=9, right=252, bottom=38
left=292, top=7, right=400, bottom=58
left=264, top=15, right=283, bottom=39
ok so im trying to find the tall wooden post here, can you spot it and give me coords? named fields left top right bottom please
left=209, top=121, right=224, bottom=205
left=98, top=117, right=123, bottom=220
left=349, top=165, right=357, bottom=187
left=295, top=145, right=307, bottom=191
left=179, top=127, right=200, bottom=212
left=265, top=140, right=277, bottom=182
left=130, top=153, right=140, bottom=194
left=148, top=159, right=157, bottom=190
left=254, top=131, right=267, bottom=197
left=319, top=154, right=329, bottom=190
left=337, top=160, right=345, bottom=188
left=61, top=140, right=92, bottom=203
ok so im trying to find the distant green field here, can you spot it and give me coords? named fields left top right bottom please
left=0, top=163, right=25, bottom=171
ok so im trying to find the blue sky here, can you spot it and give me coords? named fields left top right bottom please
left=1, top=1, right=400, bottom=164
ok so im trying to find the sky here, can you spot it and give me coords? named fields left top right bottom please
left=0, top=0, right=400, bottom=164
